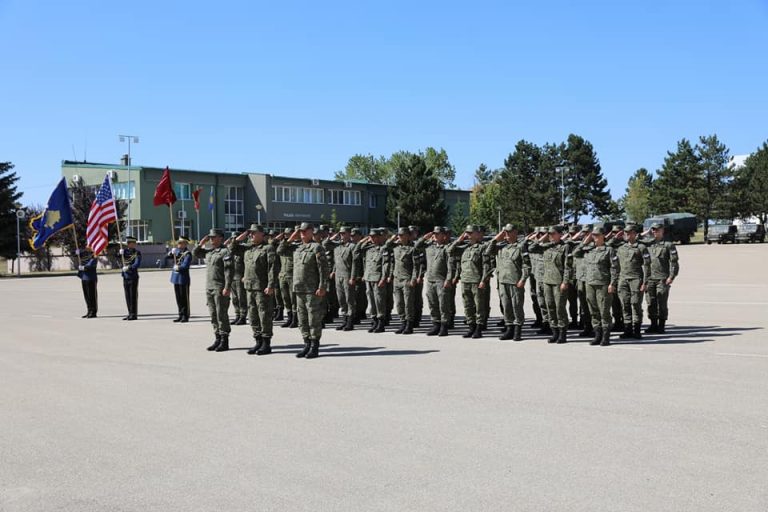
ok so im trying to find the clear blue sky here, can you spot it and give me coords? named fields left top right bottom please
left=2, top=0, right=767, bottom=205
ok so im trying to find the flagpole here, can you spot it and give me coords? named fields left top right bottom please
left=107, top=173, right=126, bottom=267
left=168, top=204, right=178, bottom=266
left=196, top=209, right=200, bottom=241
left=71, top=225, right=82, bottom=268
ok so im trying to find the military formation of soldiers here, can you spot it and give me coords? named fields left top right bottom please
left=76, top=220, right=680, bottom=358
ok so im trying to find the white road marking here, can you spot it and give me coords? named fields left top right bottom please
left=703, top=284, right=766, bottom=288
left=674, top=301, right=768, bottom=306
left=611, top=346, right=644, bottom=351
left=715, top=352, right=768, bottom=359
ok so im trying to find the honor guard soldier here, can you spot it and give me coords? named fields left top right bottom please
left=77, top=248, right=98, bottom=318
left=120, top=236, right=142, bottom=320
left=240, top=225, right=279, bottom=355
left=528, top=226, right=574, bottom=344
left=644, top=222, right=680, bottom=334
left=227, top=233, right=248, bottom=326
left=331, top=227, right=357, bottom=331
left=387, top=227, right=419, bottom=335
left=616, top=224, right=651, bottom=339
left=169, top=237, right=193, bottom=322
left=449, top=225, right=493, bottom=339
left=414, top=226, right=454, bottom=337
left=350, top=228, right=368, bottom=324
left=194, top=229, right=234, bottom=352
left=487, top=224, right=531, bottom=341
left=278, top=223, right=329, bottom=359
left=573, top=227, right=620, bottom=346
left=277, top=227, right=299, bottom=328
left=409, top=225, right=426, bottom=327
left=355, top=228, right=388, bottom=333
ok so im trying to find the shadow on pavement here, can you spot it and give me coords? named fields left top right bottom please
left=613, top=324, right=762, bottom=345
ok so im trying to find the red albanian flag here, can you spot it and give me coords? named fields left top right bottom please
left=153, top=166, right=177, bottom=206
left=192, top=187, right=202, bottom=211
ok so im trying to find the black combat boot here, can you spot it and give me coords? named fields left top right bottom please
left=472, top=325, right=484, bottom=339
left=180, top=315, right=188, bottom=323
left=462, top=324, right=477, bottom=338
left=336, top=316, right=347, bottom=331
left=402, top=321, right=414, bottom=335
left=569, top=319, right=579, bottom=329
left=601, top=328, right=611, bottom=346
left=548, top=327, right=559, bottom=344
left=513, top=325, right=522, bottom=341
left=247, top=335, right=263, bottom=355
left=578, top=325, right=594, bottom=338
left=296, top=338, right=311, bottom=358
left=537, top=322, right=552, bottom=336
left=619, top=324, right=634, bottom=339
left=206, top=334, right=221, bottom=351
left=447, top=318, right=455, bottom=330
left=343, top=315, right=355, bottom=331
left=395, top=322, right=406, bottom=334
left=438, top=323, right=449, bottom=337
left=215, top=334, right=229, bottom=352
left=427, top=322, right=441, bottom=336
left=499, top=326, right=514, bottom=341
left=612, top=320, right=624, bottom=333
left=645, top=318, right=658, bottom=333
left=276, top=309, right=284, bottom=322
left=281, top=312, right=293, bottom=328
left=289, top=313, right=299, bottom=328
left=368, top=318, right=379, bottom=333
left=495, top=318, right=506, bottom=327
left=173, top=314, right=182, bottom=323
left=658, top=319, right=666, bottom=334
left=590, top=327, right=602, bottom=346
left=557, top=328, right=567, bottom=344
left=305, top=339, right=320, bottom=359
left=633, top=322, right=642, bottom=339
left=374, top=319, right=385, bottom=333
left=257, top=337, right=272, bottom=355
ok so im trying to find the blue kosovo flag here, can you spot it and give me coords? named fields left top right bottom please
left=29, top=178, right=74, bottom=250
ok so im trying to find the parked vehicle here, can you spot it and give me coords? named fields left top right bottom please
left=706, top=225, right=737, bottom=244
left=736, top=224, right=766, bottom=243
left=643, top=213, right=698, bottom=244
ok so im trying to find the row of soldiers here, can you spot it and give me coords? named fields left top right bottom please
left=185, top=219, right=678, bottom=358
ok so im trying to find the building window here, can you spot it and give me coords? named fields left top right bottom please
left=272, top=186, right=324, bottom=204
left=174, top=219, right=193, bottom=239
left=174, top=183, right=191, bottom=200
left=128, top=220, right=150, bottom=242
left=369, top=193, right=378, bottom=209
left=113, top=181, right=135, bottom=200
left=224, top=186, right=244, bottom=231
left=328, top=189, right=361, bottom=206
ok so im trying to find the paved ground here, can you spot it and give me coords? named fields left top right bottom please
left=1, top=243, right=767, bottom=512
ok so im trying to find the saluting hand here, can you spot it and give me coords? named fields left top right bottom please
left=222, top=288, right=230, bottom=297
left=608, top=285, right=615, bottom=294
left=516, top=280, right=525, bottom=289
left=315, top=288, right=326, bottom=297
left=264, top=287, right=274, bottom=296
left=560, top=282, right=569, bottom=292
left=377, top=279, right=386, bottom=288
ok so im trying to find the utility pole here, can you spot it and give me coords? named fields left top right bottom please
left=118, top=134, right=139, bottom=237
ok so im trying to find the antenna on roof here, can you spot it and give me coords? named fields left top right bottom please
left=84, top=137, right=88, bottom=162
left=71, top=144, right=78, bottom=161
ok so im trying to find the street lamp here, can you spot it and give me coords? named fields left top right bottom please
left=396, top=206, right=401, bottom=230
left=118, top=134, right=139, bottom=237
left=555, top=166, right=569, bottom=225
left=497, top=207, right=502, bottom=233
left=15, top=209, right=25, bottom=276
left=255, top=204, right=263, bottom=225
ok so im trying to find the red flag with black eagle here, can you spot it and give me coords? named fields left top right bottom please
left=153, top=167, right=177, bottom=206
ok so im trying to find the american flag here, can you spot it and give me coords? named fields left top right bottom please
left=86, top=175, right=118, bottom=255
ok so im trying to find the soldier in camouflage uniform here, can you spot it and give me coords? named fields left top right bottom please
left=616, top=224, right=651, bottom=340
left=414, top=226, right=454, bottom=337
left=387, top=227, right=419, bottom=335
left=351, top=228, right=368, bottom=324
left=449, top=225, right=492, bottom=338
left=226, top=233, right=248, bottom=325
left=565, top=224, right=580, bottom=329
left=528, top=226, right=574, bottom=344
left=355, top=228, right=388, bottom=333
left=527, top=227, right=551, bottom=335
left=644, top=222, right=680, bottom=334
left=573, top=225, right=594, bottom=338
left=278, top=222, right=329, bottom=359
left=606, top=225, right=626, bottom=332
left=330, top=227, right=356, bottom=331
left=486, top=224, right=531, bottom=341
left=446, top=228, right=458, bottom=330
left=268, top=230, right=284, bottom=322
left=573, top=227, right=620, bottom=346
left=276, top=227, right=299, bottom=329
left=409, top=226, right=425, bottom=327
left=317, top=225, right=339, bottom=323
left=193, top=229, right=234, bottom=352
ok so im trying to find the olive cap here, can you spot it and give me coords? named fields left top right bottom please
left=548, top=225, right=564, bottom=234
left=625, top=223, right=639, bottom=232
left=208, top=229, right=224, bottom=238
left=592, top=226, right=606, bottom=235
left=503, top=223, right=517, bottom=232
left=248, top=224, right=265, bottom=233
left=397, top=227, right=410, bottom=235
left=580, top=224, right=592, bottom=233
left=433, top=226, right=447, bottom=234
left=650, top=222, right=664, bottom=229
left=298, top=222, right=314, bottom=231
left=350, top=227, right=362, bottom=235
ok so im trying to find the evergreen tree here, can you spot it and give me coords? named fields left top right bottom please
left=334, top=154, right=392, bottom=184
left=470, top=180, right=502, bottom=232
left=473, top=163, right=494, bottom=186
left=622, top=168, right=653, bottom=223
left=0, top=162, right=23, bottom=260
left=448, top=200, right=470, bottom=234
left=731, top=141, right=768, bottom=223
left=422, top=147, right=456, bottom=189
left=498, top=140, right=546, bottom=231
left=562, top=134, right=612, bottom=223
left=695, top=134, right=731, bottom=236
left=535, top=142, right=566, bottom=226
left=651, top=139, right=702, bottom=215
left=386, top=153, right=447, bottom=230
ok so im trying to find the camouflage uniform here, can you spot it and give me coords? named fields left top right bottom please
left=644, top=228, right=680, bottom=334
left=529, top=227, right=574, bottom=343
left=241, top=230, right=279, bottom=354
left=229, top=235, right=248, bottom=324
left=449, top=226, right=493, bottom=338
left=352, top=231, right=368, bottom=322
left=387, top=228, right=418, bottom=334
left=409, top=226, right=425, bottom=326
left=616, top=225, right=651, bottom=339
left=332, top=229, right=357, bottom=330
left=193, top=230, right=234, bottom=351
left=529, top=227, right=551, bottom=334
left=574, top=228, right=620, bottom=345
left=414, top=227, right=454, bottom=337
left=355, top=229, right=388, bottom=332
left=486, top=225, right=531, bottom=340
left=278, top=228, right=298, bottom=328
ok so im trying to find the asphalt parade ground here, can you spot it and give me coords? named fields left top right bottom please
left=1, top=243, right=767, bottom=512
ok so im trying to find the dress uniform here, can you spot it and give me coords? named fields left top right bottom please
left=120, top=237, right=142, bottom=320
left=529, top=226, right=574, bottom=344
left=644, top=222, right=680, bottom=334
left=278, top=227, right=299, bottom=328
left=228, top=233, right=248, bottom=325
left=414, top=226, right=454, bottom=337
left=387, top=227, right=419, bottom=335
left=169, top=237, right=192, bottom=322
left=77, top=249, right=98, bottom=318
left=278, top=222, right=329, bottom=359
left=616, top=224, right=651, bottom=339
left=449, top=225, right=492, bottom=339
left=331, top=227, right=357, bottom=331
left=240, top=225, right=279, bottom=355
left=193, top=229, right=234, bottom=352
left=486, top=224, right=531, bottom=341
left=573, top=227, right=620, bottom=346
left=355, top=228, right=388, bottom=333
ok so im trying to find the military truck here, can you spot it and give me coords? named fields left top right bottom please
left=706, top=224, right=737, bottom=244
left=735, top=223, right=766, bottom=243
left=643, top=213, right=698, bottom=244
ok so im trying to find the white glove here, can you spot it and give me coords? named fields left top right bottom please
left=118, top=249, right=124, bottom=256
left=78, top=265, right=85, bottom=271
left=122, top=266, right=129, bottom=272
left=173, top=265, right=179, bottom=272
